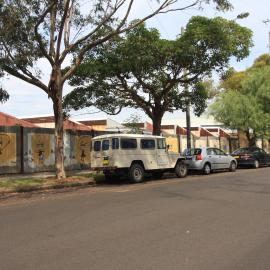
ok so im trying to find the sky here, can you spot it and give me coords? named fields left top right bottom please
left=1, top=0, right=270, bottom=123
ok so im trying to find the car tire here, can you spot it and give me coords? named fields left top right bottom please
left=229, top=161, right=237, bottom=172
left=253, top=160, right=260, bottom=169
left=175, top=161, right=187, bottom=178
left=203, top=163, right=211, bottom=175
left=129, top=163, right=145, bottom=183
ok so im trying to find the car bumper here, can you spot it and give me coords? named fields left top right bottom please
left=184, top=160, right=204, bottom=170
left=235, top=159, right=255, bottom=166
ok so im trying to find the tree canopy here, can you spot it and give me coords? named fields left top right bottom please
left=1, top=0, right=232, bottom=178
left=209, top=55, right=270, bottom=146
left=0, top=70, right=9, bottom=103
left=64, top=16, right=253, bottom=135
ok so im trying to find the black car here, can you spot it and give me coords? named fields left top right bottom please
left=231, top=147, right=270, bottom=168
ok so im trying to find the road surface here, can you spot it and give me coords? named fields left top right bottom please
left=1, top=168, right=270, bottom=270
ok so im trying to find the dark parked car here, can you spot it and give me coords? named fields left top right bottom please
left=231, top=147, right=270, bottom=168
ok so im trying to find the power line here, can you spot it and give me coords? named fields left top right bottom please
left=146, top=0, right=170, bottom=38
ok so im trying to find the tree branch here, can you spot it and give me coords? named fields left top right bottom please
left=34, top=1, right=55, bottom=66
left=49, top=1, right=57, bottom=58
left=2, top=65, right=48, bottom=93
left=117, top=74, right=153, bottom=116
left=56, top=0, right=71, bottom=62
left=61, top=0, right=195, bottom=79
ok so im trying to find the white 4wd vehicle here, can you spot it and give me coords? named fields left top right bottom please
left=91, top=134, right=187, bottom=183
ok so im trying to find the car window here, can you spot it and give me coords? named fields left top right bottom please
left=121, top=138, right=137, bottom=149
left=251, top=148, right=262, bottom=154
left=214, top=148, right=226, bottom=155
left=102, top=140, right=110, bottom=151
left=141, top=139, right=155, bottom=149
left=232, top=148, right=251, bottom=155
left=157, top=138, right=166, bottom=149
left=183, top=148, right=202, bottom=156
left=112, top=138, right=119, bottom=149
left=93, top=141, right=101, bottom=152
left=207, top=148, right=216, bottom=155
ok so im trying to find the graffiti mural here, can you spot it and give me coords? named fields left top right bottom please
left=0, top=133, right=16, bottom=166
left=75, top=136, right=91, bottom=164
left=31, top=134, right=51, bottom=165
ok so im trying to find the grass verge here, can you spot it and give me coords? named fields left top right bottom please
left=0, top=172, right=103, bottom=195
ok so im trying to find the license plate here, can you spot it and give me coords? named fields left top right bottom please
left=103, top=160, right=109, bottom=166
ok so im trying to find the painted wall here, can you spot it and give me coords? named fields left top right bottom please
left=165, top=136, right=179, bottom=153
left=208, top=137, right=220, bottom=148
left=0, top=126, right=21, bottom=173
left=0, top=126, right=94, bottom=174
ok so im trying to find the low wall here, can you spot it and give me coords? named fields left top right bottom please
left=0, top=126, right=101, bottom=174
left=0, top=126, right=22, bottom=174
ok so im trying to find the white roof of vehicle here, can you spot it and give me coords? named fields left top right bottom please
left=92, top=134, right=165, bottom=140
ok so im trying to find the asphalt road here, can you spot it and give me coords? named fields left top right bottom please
left=1, top=167, right=270, bottom=270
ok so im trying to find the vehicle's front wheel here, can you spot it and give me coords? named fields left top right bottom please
left=253, top=160, right=260, bottom=169
left=229, top=161, right=237, bottom=172
left=175, top=161, right=187, bottom=178
left=203, top=163, right=211, bottom=175
left=129, top=163, right=145, bottom=183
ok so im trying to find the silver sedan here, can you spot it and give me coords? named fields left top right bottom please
left=183, top=147, right=237, bottom=175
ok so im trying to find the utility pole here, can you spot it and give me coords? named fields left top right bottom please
left=181, top=27, right=192, bottom=149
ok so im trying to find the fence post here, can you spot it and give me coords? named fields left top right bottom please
left=20, top=126, right=24, bottom=173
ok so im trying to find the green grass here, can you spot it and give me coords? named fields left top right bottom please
left=0, top=178, right=45, bottom=189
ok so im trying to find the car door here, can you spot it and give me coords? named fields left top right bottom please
left=214, top=148, right=230, bottom=169
left=156, top=138, right=169, bottom=168
left=206, top=148, right=219, bottom=170
left=261, top=149, right=270, bottom=165
left=252, top=148, right=265, bottom=164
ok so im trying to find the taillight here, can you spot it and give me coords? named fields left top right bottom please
left=196, top=154, right=202, bottom=160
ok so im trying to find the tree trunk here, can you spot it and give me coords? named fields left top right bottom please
left=152, top=110, right=163, bottom=136
left=51, top=70, right=66, bottom=180
left=245, top=129, right=256, bottom=147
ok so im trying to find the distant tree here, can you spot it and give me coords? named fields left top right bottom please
left=0, top=71, right=9, bottom=103
left=123, top=114, right=143, bottom=134
left=64, top=16, right=253, bottom=135
left=209, top=56, right=270, bottom=146
left=1, top=1, right=230, bottom=178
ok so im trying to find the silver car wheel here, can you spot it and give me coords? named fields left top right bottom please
left=203, top=163, right=211, bottom=175
left=254, top=160, right=259, bottom=169
left=229, top=161, right=237, bottom=172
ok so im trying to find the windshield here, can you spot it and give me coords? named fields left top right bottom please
left=183, top=148, right=202, bottom=156
left=232, top=148, right=253, bottom=154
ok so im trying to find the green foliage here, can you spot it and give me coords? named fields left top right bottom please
left=0, top=87, right=9, bottom=104
left=210, top=60, right=270, bottom=139
left=0, top=69, right=8, bottom=103
left=123, top=114, right=143, bottom=134
left=64, top=16, right=252, bottom=134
